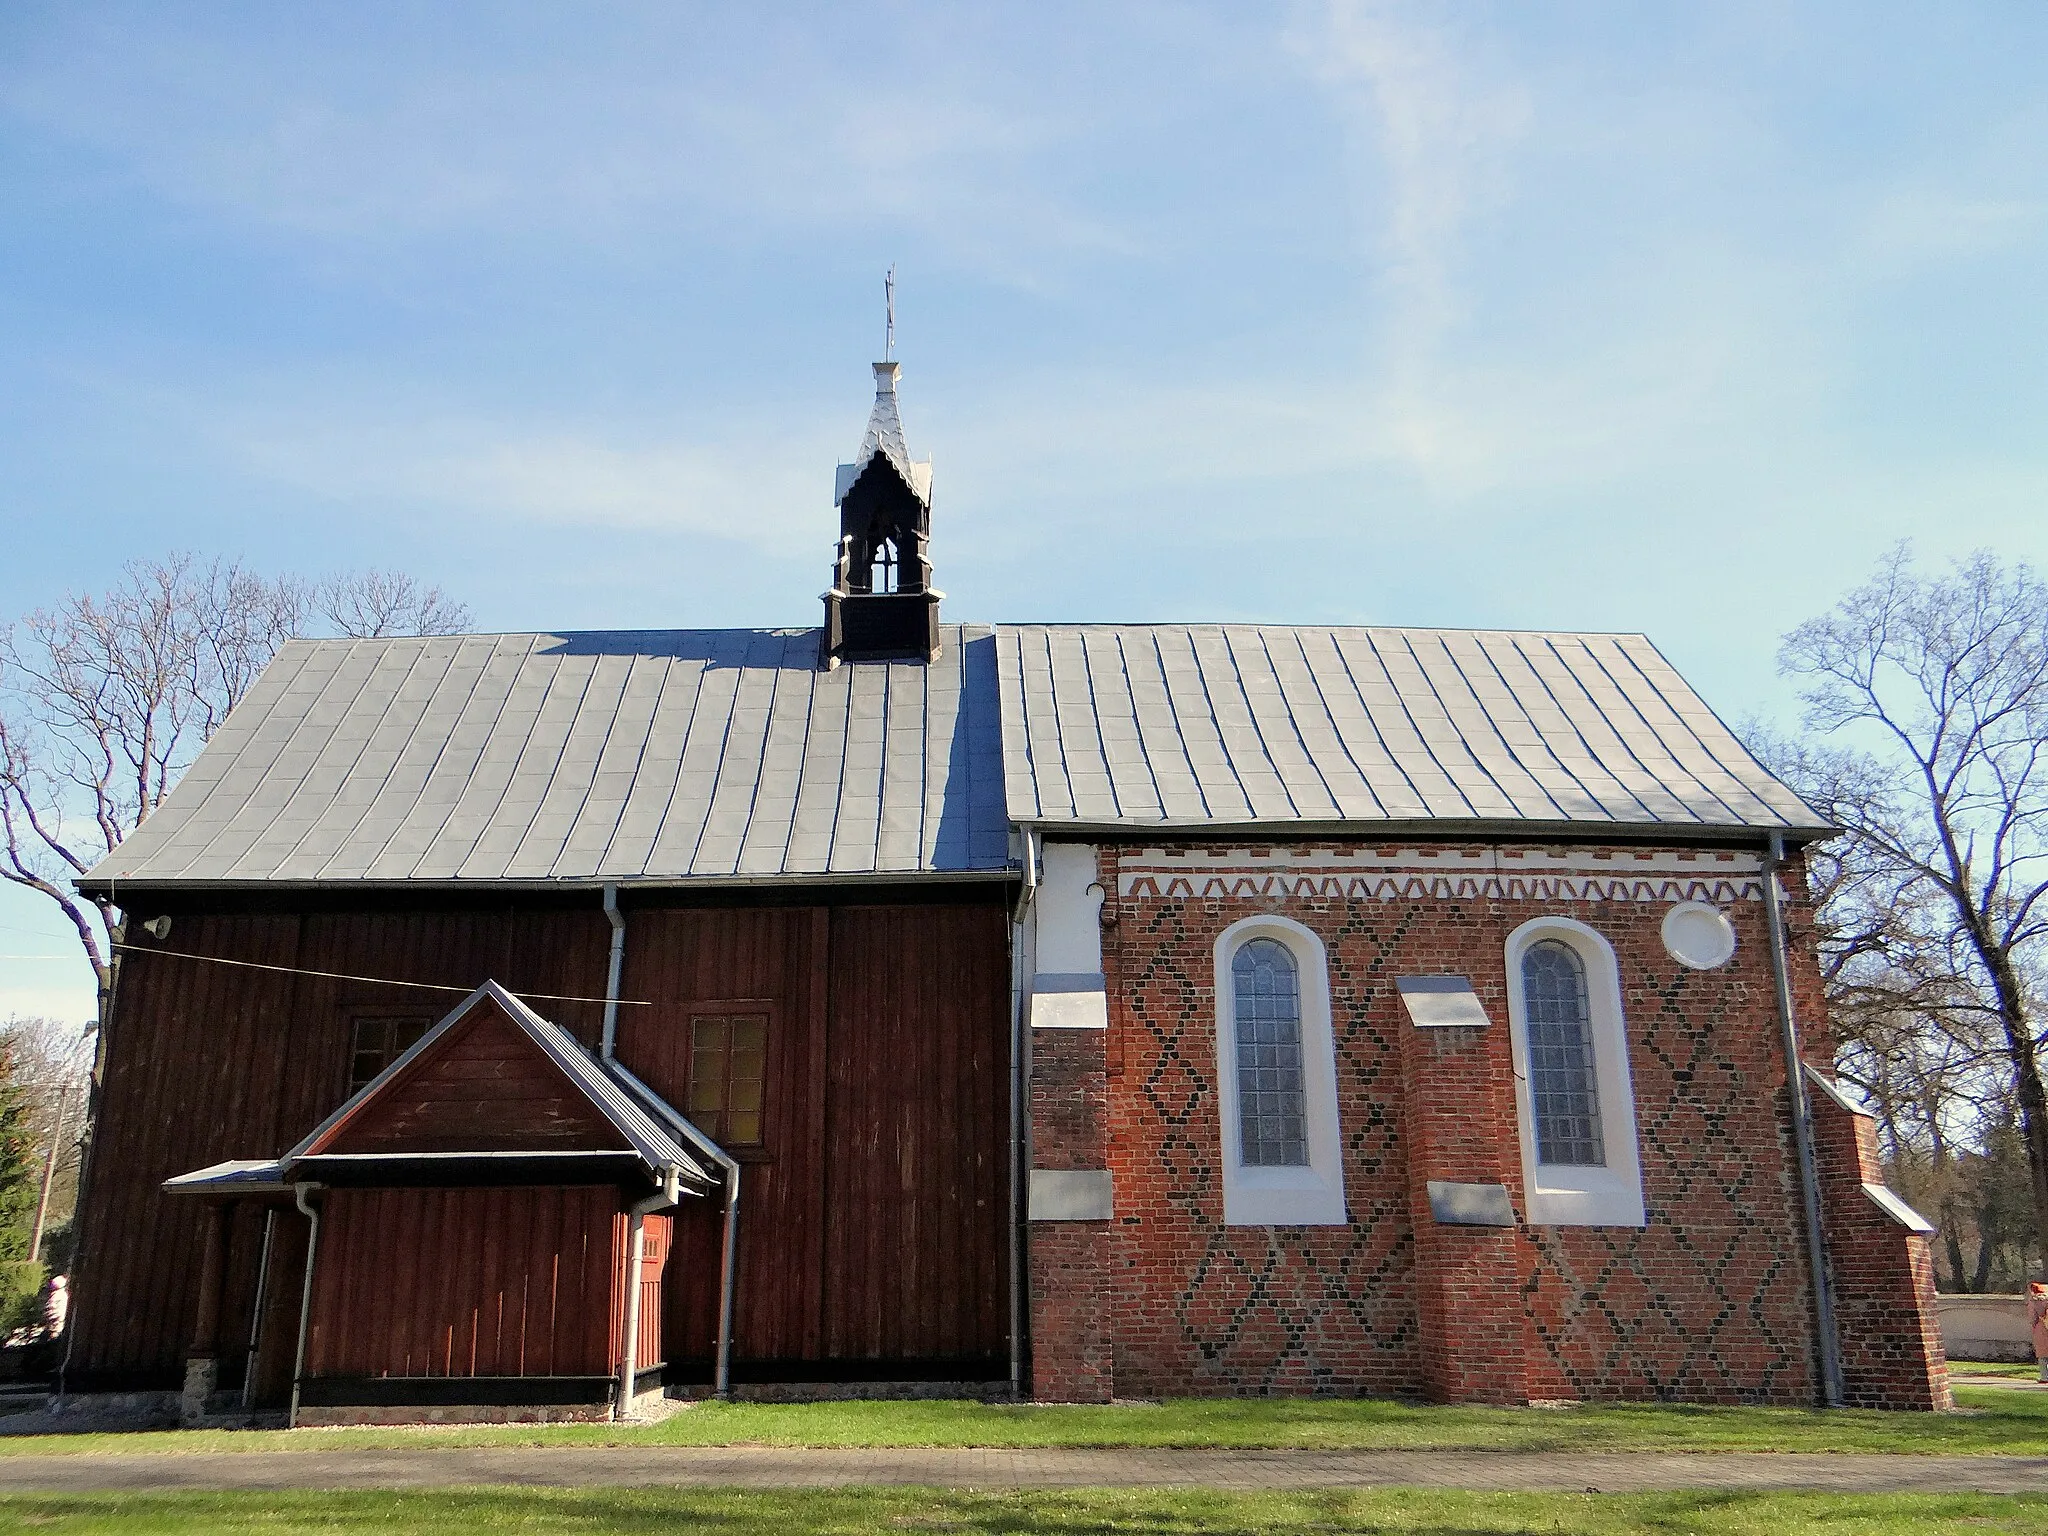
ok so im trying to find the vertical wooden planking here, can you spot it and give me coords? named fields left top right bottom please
left=821, top=902, right=1009, bottom=1369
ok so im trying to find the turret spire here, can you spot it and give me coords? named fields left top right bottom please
left=821, top=341, right=942, bottom=668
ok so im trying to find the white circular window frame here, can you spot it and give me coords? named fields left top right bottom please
left=1661, top=901, right=1737, bottom=970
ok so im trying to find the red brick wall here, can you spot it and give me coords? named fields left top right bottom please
left=1027, top=1023, right=1115, bottom=1402
left=1809, top=1077, right=1953, bottom=1410
left=1396, top=1012, right=1526, bottom=1404
left=1085, top=841, right=1838, bottom=1405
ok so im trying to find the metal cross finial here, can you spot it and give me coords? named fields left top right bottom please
left=885, top=265, right=896, bottom=360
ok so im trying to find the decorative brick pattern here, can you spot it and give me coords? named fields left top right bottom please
left=1021, top=839, right=1920, bottom=1407
left=1809, top=1076, right=1954, bottom=1411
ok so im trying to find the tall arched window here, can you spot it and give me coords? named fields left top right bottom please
left=1231, top=939, right=1309, bottom=1167
left=1521, top=940, right=1605, bottom=1167
left=1504, top=918, right=1645, bottom=1227
left=1214, top=917, right=1346, bottom=1225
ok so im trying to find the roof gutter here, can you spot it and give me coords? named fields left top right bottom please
left=74, top=867, right=1016, bottom=897
left=595, top=887, right=742, bottom=1403
left=1024, top=818, right=1838, bottom=849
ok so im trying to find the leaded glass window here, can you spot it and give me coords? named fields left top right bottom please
left=1521, top=940, right=1605, bottom=1167
left=688, top=1013, right=768, bottom=1147
left=1231, top=938, right=1309, bottom=1167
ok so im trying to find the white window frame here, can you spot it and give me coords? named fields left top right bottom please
left=1504, top=916, right=1646, bottom=1227
left=1214, top=915, right=1347, bottom=1226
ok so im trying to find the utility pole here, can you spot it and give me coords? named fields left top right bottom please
left=30, top=1083, right=70, bottom=1267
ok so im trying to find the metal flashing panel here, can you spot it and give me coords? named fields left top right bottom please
left=1426, top=1180, right=1517, bottom=1227
left=1028, top=1169, right=1114, bottom=1222
left=1396, top=975, right=1491, bottom=1028
left=86, top=626, right=1008, bottom=887
left=997, top=624, right=1827, bottom=834
left=1862, top=1182, right=1936, bottom=1234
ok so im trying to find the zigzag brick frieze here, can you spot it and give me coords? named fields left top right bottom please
left=1117, top=847, right=1766, bottom=906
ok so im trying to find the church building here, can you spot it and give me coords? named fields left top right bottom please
left=64, top=353, right=1949, bottom=1422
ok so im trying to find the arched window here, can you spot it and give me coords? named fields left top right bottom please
left=1214, top=917, right=1346, bottom=1226
left=1521, top=940, right=1605, bottom=1167
left=1505, top=918, right=1645, bottom=1227
left=1231, top=939, right=1309, bottom=1167
left=873, top=536, right=899, bottom=594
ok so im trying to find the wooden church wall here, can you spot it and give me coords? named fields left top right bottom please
left=617, top=899, right=1012, bottom=1381
left=304, top=1185, right=623, bottom=1382
left=66, top=888, right=1011, bottom=1391
left=67, top=899, right=613, bottom=1389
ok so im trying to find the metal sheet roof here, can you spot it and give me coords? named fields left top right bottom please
left=85, top=626, right=1009, bottom=888
left=996, top=624, right=1826, bottom=834
left=86, top=620, right=1822, bottom=893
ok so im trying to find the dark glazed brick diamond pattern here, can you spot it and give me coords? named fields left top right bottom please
left=1094, top=842, right=1834, bottom=1406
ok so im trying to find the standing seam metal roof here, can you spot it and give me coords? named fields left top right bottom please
left=86, top=626, right=1009, bottom=887
left=996, top=624, right=1825, bottom=833
left=82, top=620, right=1823, bottom=891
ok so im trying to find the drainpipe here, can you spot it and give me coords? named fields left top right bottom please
left=715, top=1164, right=740, bottom=1401
left=601, top=884, right=627, bottom=1058
left=606, top=1054, right=741, bottom=1401
left=1007, top=825, right=1039, bottom=1400
left=617, top=1164, right=682, bottom=1421
left=1763, top=832, right=1845, bottom=1408
left=593, top=890, right=743, bottom=1404
left=288, top=1183, right=323, bottom=1430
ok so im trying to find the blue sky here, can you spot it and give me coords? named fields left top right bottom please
left=4, top=2, right=2046, bottom=1022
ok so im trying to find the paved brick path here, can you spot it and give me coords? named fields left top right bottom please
left=0, top=1446, right=2042, bottom=1494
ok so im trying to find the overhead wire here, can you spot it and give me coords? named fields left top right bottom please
left=107, top=942, right=652, bottom=1007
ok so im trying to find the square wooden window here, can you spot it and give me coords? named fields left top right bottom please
left=686, top=1013, right=768, bottom=1148
left=345, top=1013, right=433, bottom=1096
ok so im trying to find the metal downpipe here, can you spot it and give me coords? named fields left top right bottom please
left=288, top=1183, right=323, bottom=1430
left=1007, top=825, right=1038, bottom=1401
left=1764, top=832, right=1846, bottom=1408
left=601, top=884, right=626, bottom=1058
left=596, top=890, right=741, bottom=1403
left=716, top=1165, right=740, bottom=1401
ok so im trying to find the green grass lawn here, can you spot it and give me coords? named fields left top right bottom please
left=0, top=1487, right=2045, bottom=1535
left=0, top=1384, right=2042, bottom=1458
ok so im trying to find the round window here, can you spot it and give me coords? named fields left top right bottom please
left=1661, top=902, right=1736, bottom=969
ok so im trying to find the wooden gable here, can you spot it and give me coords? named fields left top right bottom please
left=306, top=991, right=631, bottom=1158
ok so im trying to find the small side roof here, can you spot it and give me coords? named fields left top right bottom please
left=163, top=1159, right=290, bottom=1197
left=285, top=981, right=721, bottom=1194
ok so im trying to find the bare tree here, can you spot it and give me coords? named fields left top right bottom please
left=316, top=568, right=470, bottom=640
left=0, top=555, right=470, bottom=1034
left=1779, top=545, right=2048, bottom=1277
